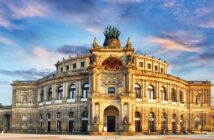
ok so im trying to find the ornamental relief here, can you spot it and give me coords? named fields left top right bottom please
left=100, top=74, right=123, bottom=87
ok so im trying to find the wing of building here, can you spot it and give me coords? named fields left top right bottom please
left=0, top=27, right=214, bottom=135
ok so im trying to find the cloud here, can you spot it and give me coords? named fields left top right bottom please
left=8, top=0, right=46, bottom=19
left=0, top=0, right=47, bottom=29
left=0, top=69, right=53, bottom=80
left=106, top=0, right=144, bottom=4
left=198, top=52, right=214, bottom=61
left=57, top=45, right=90, bottom=55
left=0, top=36, right=17, bottom=46
left=146, top=37, right=201, bottom=52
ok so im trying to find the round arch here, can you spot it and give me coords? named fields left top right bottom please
left=104, top=105, right=119, bottom=132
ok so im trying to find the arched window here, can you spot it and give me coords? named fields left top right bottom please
left=148, top=85, right=155, bottom=99
left=40, top=113, right=43, bottom=131
left=101, top=57, right=123, bottom=71
left=57, top=86, right=63, bottom=100
left=47, top=113, right=51, bottom=132
left=162, top=113, right=168, bottom=134
left=134, top=84, right=141, bottom=98
left=40, top=89, right=44, bottom=102
left=171, top=89, right=177, bottom=102
left=180, top=91, right=184, bottom=103
left=160, top=87, right=167, bottom=101
left=82, top=83, right=89, bottom=99
left=47, top=88, right=52, bottom=101
left=172, top=113, right=177, bottom=134
left=69, top=84, right=76, bottom=99
left=56, top=112, right=61, bottom=132
left=47, top=113, right=51, bottom=119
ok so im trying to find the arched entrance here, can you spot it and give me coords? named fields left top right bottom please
left=135, top=112, right=141, bottom=132
left=104, top=106, right=119, bottom=132
left=148, top=112, right=156, bottom=132
left=172, top=113, right=177, bottom=134
left=3, top=114, right=11, bottom=132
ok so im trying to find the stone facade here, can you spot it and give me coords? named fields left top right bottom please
left=0, top=30, right=214, bottom=134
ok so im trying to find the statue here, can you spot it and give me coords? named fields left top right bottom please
left=93, top=37, right=99, bottom=49
left=125, top=37, right=132, bottom=49
left=103, top=25, right=120, bottom=39
left=94, top=115, right=99, bottom=124
left=123, top=115, right=128, bottom=124
left=103, top=25, right=121, bottom=48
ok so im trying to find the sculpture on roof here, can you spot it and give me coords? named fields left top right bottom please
left=103, top=25, right=121, bottom=39
left=103, top=25, right=121, bottom=48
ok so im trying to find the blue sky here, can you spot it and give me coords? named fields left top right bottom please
left=0, top=0, right=214, bottom=105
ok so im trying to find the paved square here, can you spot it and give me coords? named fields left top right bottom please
left=0, top=134, right=214, bottom=140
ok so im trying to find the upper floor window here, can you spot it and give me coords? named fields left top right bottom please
left=154, top=65, right=158, bottom=71
left=134, top=83, right=141, bottom=98
left=57, top=86, right=63, bottom=100
left=82, top=83, right=89, bottom=99
left=73, top=63, right=76, bottom=69
left=160, top=87, right=167, bottom=101
left=108, top=87, right=115, bottom=94
left=81, top=62, right=85, bottom=67
left=47, top=113, right=51, bottom=120
left=82, top=111, right=88, bottom=118
left=171, top=89, right=177, bottom=102
left=147, top=63, right=151, bottom=69
left=148, top=85, right=155, bottom=99
left=69, top=111, right=74, bottom=118
left=69, top=84, right=76, bottom=99
left=66, top=65, right=69, bottom=70
left=40, top=89, right=44, bottom=102
left=139, top=62, right=143, bottom=67
left=161, top=68, right=164, bottom=73
left=60, top=67, right=63, bottom=72
left=47, top=88, right=52, bottom=101
left=180, top=91, right=184, bottom=103
left=101, top=57, right=123, bottom=71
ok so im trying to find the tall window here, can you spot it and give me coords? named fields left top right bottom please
left=134, top=83, right=141, bottom=98
left=81, top=62, right=85, bottom=67
left=160, top=87, right=167, bottom=101
left=148, top=85, right=155, bottom=99
left=57, top=86, right=63, bottom=100
left=180, top=91, right=184, bottom=103
left=40, top=89, right=44, bottom=102
left=47, top=113, right=51, bottom=132
left=69, top=84, right=76, bottom=99
left=47, top=88, right=52, bottom=101
left=82, top=83, right=89, bottom=99
left=171, top=89, right=177, bottom=102
left=69, top=111, right=74, bottom=118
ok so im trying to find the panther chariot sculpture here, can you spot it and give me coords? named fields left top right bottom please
left=103, top=25, right=121, bottom=48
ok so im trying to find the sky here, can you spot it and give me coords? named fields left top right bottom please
left=0, top=0, right=214, bottom=105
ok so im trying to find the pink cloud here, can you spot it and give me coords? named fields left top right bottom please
left=147, top=37, right=201, bottom=52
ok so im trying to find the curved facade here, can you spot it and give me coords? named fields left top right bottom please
left=0, top=31, right=213, bottom=134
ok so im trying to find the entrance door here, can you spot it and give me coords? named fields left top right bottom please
left=47, top=121, right=51, bottom=132
left=82, top=120, right=88, bottom=132
left=135, top=120, right=141, bottom=132
left=69, top=120, right=74, bottom=132
left=107, top=116, right=115, bottom=132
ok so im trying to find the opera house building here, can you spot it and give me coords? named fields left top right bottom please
left=0, top=26, right=213, bottom=135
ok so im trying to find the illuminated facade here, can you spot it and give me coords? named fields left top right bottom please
left=0, top=27, right=213, bottom=134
